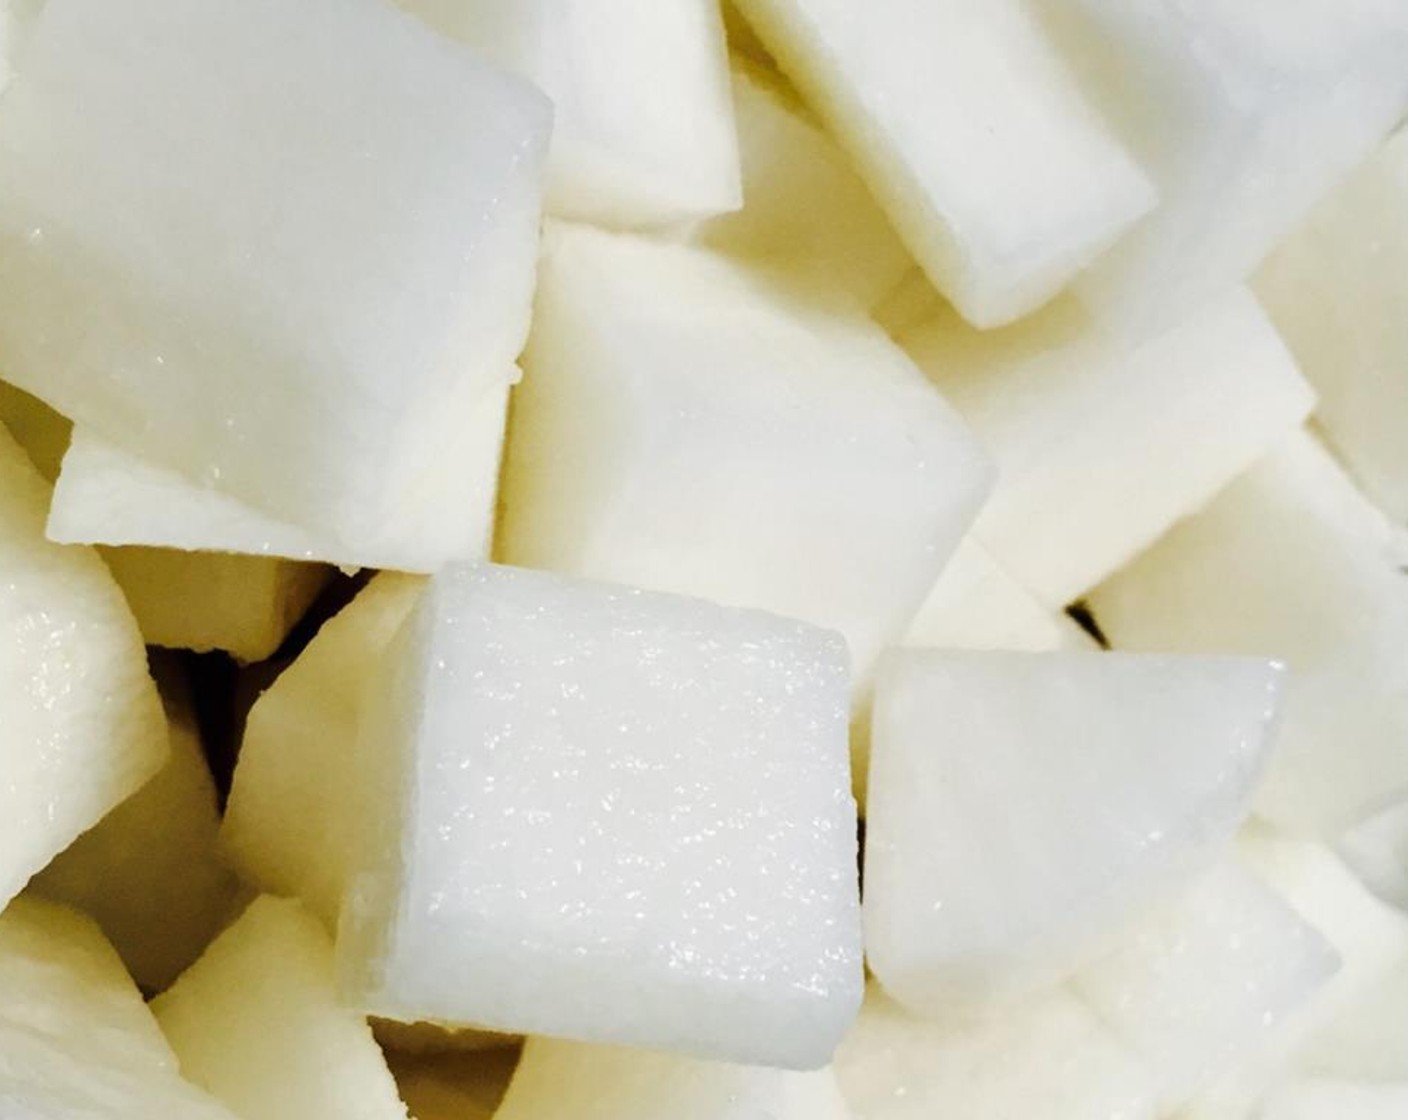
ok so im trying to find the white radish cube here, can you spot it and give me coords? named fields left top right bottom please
left=48, top=381, right=511, bottom=572
left=0, top=424, right=167, bottom=910
left=834, top=984, right=1156, bottom=1120
left=1070, top=862, right=1339, bottom=1112
left=223, top=573, right=426, bottom=930
left=900, top=287, right=1316, bottom=608
left=33, top=662, right=240, bottom=993
left=731, top=0, right=1155, bottom=327
left=0, top=896, right=236, bottom=1120
left=153, top=896, right=410, bottom=1120
left=1043, top=0, right=1408, bottom=331
left=1089, top=431, right=1408, bottom=833
left=398, top=0, right=739, bottom=228
left=865, top=650, right=1284, bottom=1014
left=1336, top=799, right=1408, bottom=911
left=1256, top=127, right=1408, bottom=522
left=1260, top=1079, right=1408, bottom=1120
left=1299, top=956, right=1408, bottom=1083
left=493, top=1038, right=849, bottom=1120
left=499, top=224, right=992, bottom=688
left=338, top=562, right=862, bottom=1070
left=0, top=0, right=548, bottom=549
left=689, top=60, right=911, bottom=310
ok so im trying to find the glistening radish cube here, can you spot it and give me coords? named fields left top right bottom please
left=0, top=0, right=548, bottom=550
left=339, top=562, right=862, bottom=1070
left=865, top=650, right=1284, bottom=1015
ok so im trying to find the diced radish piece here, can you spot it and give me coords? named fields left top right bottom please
left=1043, top=0, right=1408, bottom=331
left=900, top=287, right=1315, bottom=608
left=834, top=984, right=1156, bottom=1120
left=499, top=223, right=992, bottom=689
left=731, top=0, right=1155, bottom=327
left=32, top=662, right=240, bottom=992
left=0, top=424, right=166, bottom=910
left=689, top=60, right=910, bottom=310
left=153, top=896, right=410, bottom=1120
left=865, top=650, right=1283, bottom=1013
left=0, top=896, right=236, bottom=1119
left=1298, top=956, right=1408, bottom=1083
left=398, top=0, right=739, bottom=228
left=1256, top=127, right=1408, bottom=522
left=1071, top=862, right=1339, bottom=1111
left=222, top=573, right=425, bottom=930
left=1090, top=431, right=1408, bottom=832
left=338, top=562, right=861, bottom=1070
left=1337, top=799, right=1408, bottom=911
left=0, top=0, right=548, bottom=552
left=48, top=381, right=511, bottom=572
left=493, top=1037, right=849, bottom=1120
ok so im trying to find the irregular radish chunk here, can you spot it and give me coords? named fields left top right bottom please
left=33, top=663, right=239, bottom=993
left=0, top=0, right=549, bottom=555
left=0, top=424, right=166, bottom=910
left=1089, top=431, right=1408, bottom=833
left=48, top=381, right=511, bottom=572
left=398, top=0, right=739, bottom=228
left=730, top=0, right=1154, bottom=327
left=222, top=573, right=426, bottom=931
left=1259, top=1079, right=1408, bottom=1120
left=338, top=562, right=862, bottom=1070
left=833, top=985, right=1156, bottom=1120
left=0, top=896, right=237, bottom=1120
left=900, top=287, right=1315, bottom=608
left=1041, top=0, right=1408, bottom=331
left=689, top=60, right=911, bottom=310
left=153, top=896, right=410, bottom=1120
left=494, top=1037, right=850, bottom=1120
left=499, top=224, right=992, bottom=689
left=1070, top=862, right=1339, bottom=1111
left=864, top=650, right=1283, bottom=1014
left=1256, top=127, right=1408, bottom=523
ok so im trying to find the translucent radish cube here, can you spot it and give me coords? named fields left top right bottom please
left=339, top=562, right=862, bottom=1070
left=499, top=224, right=992, bottom=690
left=0, top=0, right=548, bottom=547
left=865, top=650, right=1284, bottom=1014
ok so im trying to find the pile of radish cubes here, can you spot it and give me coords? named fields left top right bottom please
left=2, top=1, right=1408, bottom=1118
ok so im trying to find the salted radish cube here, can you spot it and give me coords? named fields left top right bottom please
left=398, top=0, right=739, bottom=228
left=338, top=562, right=862, bottom=1070
left=222, top=573, right=426, bottom=930
left=0, top=424, right=166, bottom=910
left=1070, top=862, right=1339, bottom=1112
left=1089, top=431, right=1408, bottom=833
left=0, top=0, right=548, bottom=548
left=731, top=0, right=1154, bottom=327
left=899, top=287, right=1315, bottom=609
left=0, top=896, right=236, bottom=1120
left=1256, top=127, right=1408, bottom=523
left=154, top=896, right=410, bottom=1120
left=48, top=381, right=511, bottom=572
left=499, top=224, right=992, bottom=689
left=33, top=661, right=239, bottom=993
left=1043, top=0, right=1408, bottom=331
left=834, top=985, right=1156, bottom=1120
left=494, top=1038, right=849, bottom=1120
left=865, top=650, right=1284, bottom=1015
left=689, top=60, right=911, bottom=310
